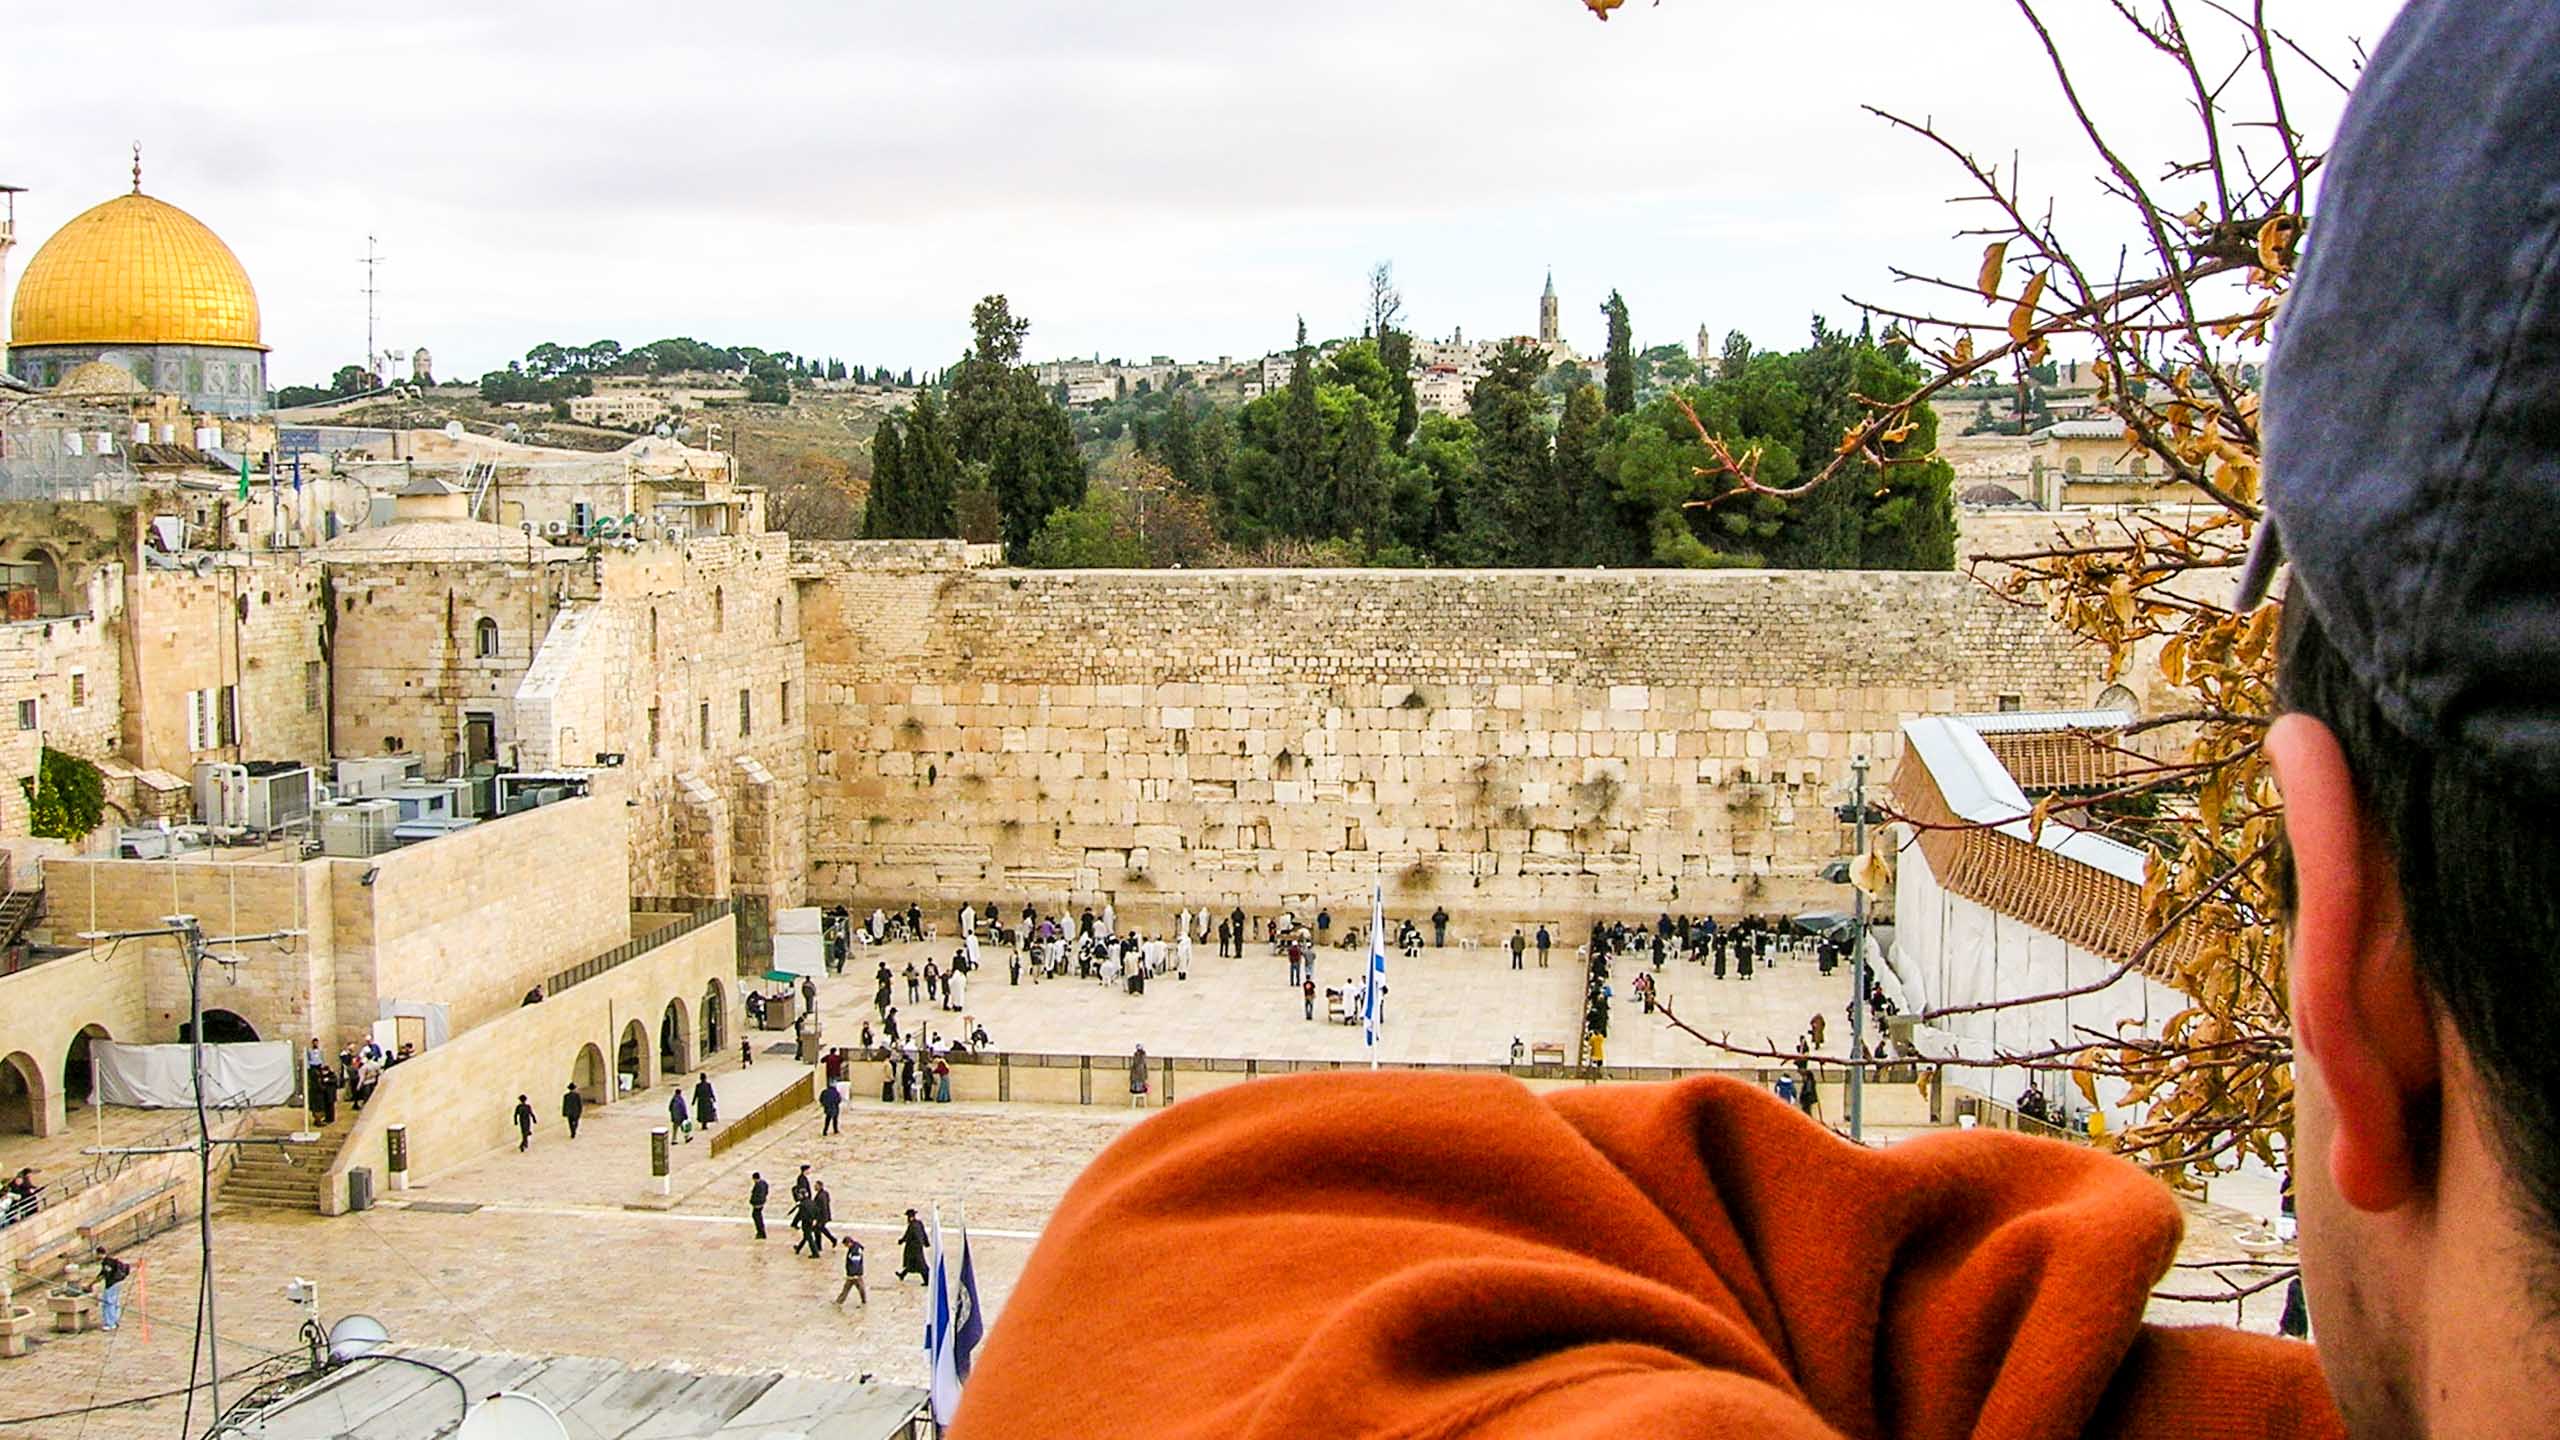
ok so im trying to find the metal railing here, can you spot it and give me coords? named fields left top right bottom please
left=543, top=899, right=735, bottom=997
left=707, top=1072, right=814, bottom=1158
left=5, top=1084, right=259, bottom=1224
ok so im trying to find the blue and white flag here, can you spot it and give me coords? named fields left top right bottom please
left=924, top=1208, right=985, bottom=1425
left=1365, top=882, right=1386, bottom=1065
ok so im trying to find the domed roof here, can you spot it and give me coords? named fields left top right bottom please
left=9, top=191, right=265, bottom=351
left=53, top=359, right=150, bottom=398
left=319, top=519, right=573, bottom=563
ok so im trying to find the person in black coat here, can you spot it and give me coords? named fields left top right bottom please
left=560, top=1083, right=584, bottom=1139
left=512, top=1094, right=536, bottom=1151
left=692, top=1073, right=718, bottom=1129
left=897, top=1208, right=930, bottom=1284
left=749, top=1172, right=770, bottom=1240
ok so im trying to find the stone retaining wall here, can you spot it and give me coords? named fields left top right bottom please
left=799, top=557, right=2107, bottom=926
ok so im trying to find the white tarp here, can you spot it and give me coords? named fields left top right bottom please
left=775, top=906, right=823, bottom=935
left=772, top=932, right=824, bottom=978
left=91, top=1040, right=298, bottom=1109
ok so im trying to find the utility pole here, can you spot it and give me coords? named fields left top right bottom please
left=80, top=917, right=308, bottom=1433
left=1847, top=755, right=1870, bottom=1142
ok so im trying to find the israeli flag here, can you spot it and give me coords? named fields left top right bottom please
left=1365, top=882, right=1387, bottom=1063
left=924, top=1209, right=986, bottom=1426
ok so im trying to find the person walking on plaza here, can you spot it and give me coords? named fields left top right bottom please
left=311, top=1061, right=338, bottom=1126
left=749, top=1172, right=770, bottom=1240
left=1129, top=1045, right=1150, bottom=1108
left=836, top=1234, right=868, bottom=1307
left=810, top=1180, right=839, bottom=1251
left=741, top=1035, right=755, bottom=1068
left=898, top=1208, right=930, bottom=1285
left=791, top=1192, right=820, bottom=1257
left=1535, top=925, right=1551, bottom=968
left=561, top=1082, right=584, bottom=1139
left=1509, top=929, right=1526, bottom=971
left=1303, top=976, right=1316, bottom=1020
left=900, top=1052, right=919, bottom=1102
left=513, top=1094, right=536, bottom=1152
left=693, top=1073, right=718, bottom=1130
left=801, top=974, right=819, bottom=1015
left=822, top=1078, right=845, bottom=1132
left=669, top=1086, right=692, bottom=1143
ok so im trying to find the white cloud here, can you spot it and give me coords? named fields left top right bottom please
left=1, top=0, right=2403, bottom=383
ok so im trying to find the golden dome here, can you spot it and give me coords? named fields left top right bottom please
left=9, top=192, right=265, bottom=351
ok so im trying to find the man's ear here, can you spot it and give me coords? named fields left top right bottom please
left=2268, top=713, right=2442, bottom=1212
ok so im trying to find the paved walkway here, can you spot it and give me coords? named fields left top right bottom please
left=808, top=936, right=1860, bottom=1070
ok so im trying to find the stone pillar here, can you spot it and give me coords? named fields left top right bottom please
left=386, top=1125, right=409, bottom=1191
left=649, top=1126, right=670, bottom=1197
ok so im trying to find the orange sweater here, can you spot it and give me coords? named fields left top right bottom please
left=954, top=1074, right=2342, bottom=1438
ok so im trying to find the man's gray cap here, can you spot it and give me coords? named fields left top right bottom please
left=2246, top=0, right=2560, bottom=788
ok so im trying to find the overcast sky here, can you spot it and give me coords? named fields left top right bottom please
left=4, top=1, right=2401, bottom=386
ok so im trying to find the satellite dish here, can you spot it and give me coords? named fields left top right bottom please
left=326, top=1313, right=390, bottom=1363
left=502, top=423, right=524, bottom=443
left=651, top=423, right=673, bottom=439
left=443, top=421, right=465, bottom=440
left=454, top=1392, right=571, bottom=1440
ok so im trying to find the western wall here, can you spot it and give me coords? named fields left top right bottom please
left=797, top=544, right=2111, bottom=927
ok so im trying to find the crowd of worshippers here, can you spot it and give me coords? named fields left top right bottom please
left=1578, top=913, right=1858, bottom=979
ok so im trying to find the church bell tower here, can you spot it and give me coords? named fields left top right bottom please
left=1539, top=270, right=1560, bottom=346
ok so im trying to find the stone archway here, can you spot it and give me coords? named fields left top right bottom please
left=618, top=1018, right=654, bottom=1094
left=700, top=979, right=728, bottom=1059
left=0, top=1051, right=43, bottom=1135
left=659, top=998, right=693, bottom=1077
left=63, top=1023, right=112, bottom=1107
left=571, top=1042, right=608, bottom=1106
left=176, top=1010, right=258, bottom=1046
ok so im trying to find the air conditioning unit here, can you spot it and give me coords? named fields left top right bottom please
left=317, top=799, right=400, bottom=858
left=115, top=827, right=205, bottom=859
left=440, top=776, right=494, bottom=819
left=544, top=520, right=568, bottom=538
left=334, top=756, right=423, bottom=799
left=193, top=762, right=316, bottom=833
left=383, top=785, right=456, bottom=825
left=390, top=816, right=478, bottom=847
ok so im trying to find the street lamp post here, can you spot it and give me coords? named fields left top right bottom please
left=1848, top=755, right=1870, bottom=1142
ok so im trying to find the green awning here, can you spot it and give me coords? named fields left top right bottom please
left=761, top=970, right=799, bottom=983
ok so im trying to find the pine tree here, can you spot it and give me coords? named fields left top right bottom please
left=1458, top=343, right=1552, bottom=564
left=862, top=412, right=907, bottom=539
left=1602, top=292, right=1636, bottom=416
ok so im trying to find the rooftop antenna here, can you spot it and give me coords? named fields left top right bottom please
left=361, top=236, right=389, bottom=385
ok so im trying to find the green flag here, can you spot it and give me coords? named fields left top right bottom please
left=236, top=452, right=250, bottom=501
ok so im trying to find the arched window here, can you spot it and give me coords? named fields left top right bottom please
left=2064, top=457, right=2084, bottom=475
left=476, top=617, right=500, bottom=658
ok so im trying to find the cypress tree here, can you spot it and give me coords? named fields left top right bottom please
left=1279, top=318, right=1325, bottom=536
left=903, top=395, right=959, bottom=538
left=862, top=412, right=907, bottom=538
left=1602, top=292, right=1636, bottom=416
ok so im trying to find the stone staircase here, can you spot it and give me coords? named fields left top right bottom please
left=222, top=1114, right=353, bottom=1213
left=0, top=886, right=42, bottom=951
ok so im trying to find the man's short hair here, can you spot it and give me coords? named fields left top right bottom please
left=2279, top=599, right=2560, bottom=1249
